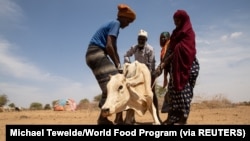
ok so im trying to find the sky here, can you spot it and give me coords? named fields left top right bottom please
left=0, top=0, right=250, bottom=108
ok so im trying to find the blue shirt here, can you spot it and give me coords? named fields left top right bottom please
left=89, top=20, right=120, bottom=49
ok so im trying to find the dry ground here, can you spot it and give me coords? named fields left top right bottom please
left=1, top=105, right=250, bottom=140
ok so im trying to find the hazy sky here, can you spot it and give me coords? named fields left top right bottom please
left=0, top=0, right=249, bottom=108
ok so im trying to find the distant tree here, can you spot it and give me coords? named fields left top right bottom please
left=93, top=94, right=102, bottom=102
left=80, top=98, right=89, bottom=104
left=8, top=103, right=15, bottom=108
left=29, top=102, right=43, bottom=110
left=44, top=104, right=51, bottom=110
left=77, top=98, right=90, bottom=110
left=0, top=94, right=8, bottom=107
left=52, top=100, right=58, bottom=107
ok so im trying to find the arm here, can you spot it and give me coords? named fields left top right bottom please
left=106, top=35, right=121, bottom=68
left=149, top=49, right=156, bottom=72
left=153, top=51, right=174, bottom=78
left=160, top=51, right=174, bottom=69
left=124, top=46, right=135, bottom=63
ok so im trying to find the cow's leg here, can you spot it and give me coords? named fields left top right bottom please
left=97, top=112, right=113, bottom=125
left=152, top=89, right=162, bottom=123
left=130, top=110, right=136, bottom=123
left=114, top=112, right=124, bottom=125
left=124, top=109, right=136, bottom=125
left=151, top=74, right=162, bottom=124
left=149, top=103, right=161, bottom=125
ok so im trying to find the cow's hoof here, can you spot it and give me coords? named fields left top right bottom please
left=115, top=122, right=125, bottom=125
left=97, top=117, right=114, bottom=125
left=114, top=120, right=124, bottom=125
left=132, top=118, right=136, bottom=123
left=161, top=120, right=167, bottom=125
left=152, top=122, right=161, bottom=125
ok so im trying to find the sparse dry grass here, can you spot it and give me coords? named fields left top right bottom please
left=1, top=101, right=250, bottom=141
left=158, top=94, right=249, bottom=110
left=68, top=94, right=249, bottom=112
left=1, top=94, right=249, bottom=141
left=191, top=94, right=237, bottom=109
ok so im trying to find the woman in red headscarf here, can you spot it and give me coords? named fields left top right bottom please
left=159, top=9, right=200, bottom=125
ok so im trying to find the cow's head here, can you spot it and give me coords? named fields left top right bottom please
left=101, top=73, right=131, bottom=117
left=101, top=61, right=150, bottom=117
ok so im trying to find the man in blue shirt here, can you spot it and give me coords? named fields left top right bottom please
left=85, top=4, right=136, bottom=125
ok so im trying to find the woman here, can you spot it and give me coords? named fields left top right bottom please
left=158, top=32, right=171, bottom=113
left=159, top=31, right=171, bottom=89
left=160, top=9, right=200, bottom=125
left=85, top=4, right=136, bottom=125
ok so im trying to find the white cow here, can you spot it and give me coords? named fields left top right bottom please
left=101, top=61, right=161, bottom=125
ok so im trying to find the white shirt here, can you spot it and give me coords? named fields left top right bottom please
left=124, top=43, right=156, bottom=72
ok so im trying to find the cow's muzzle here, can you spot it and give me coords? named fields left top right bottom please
left=101, top=108, right=110, bottom=117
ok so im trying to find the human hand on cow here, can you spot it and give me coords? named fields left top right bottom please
left=117, top=64, right=123, bottom=73
left=153, top=65, right=162, bottom=78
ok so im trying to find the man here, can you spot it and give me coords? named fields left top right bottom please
left=124, top=29, right=156, bottom=73
left=123, top=29, right=156, bottom=123
left=85, top=4, right=136, bottom=125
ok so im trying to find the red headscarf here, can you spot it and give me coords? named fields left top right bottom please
left=169, top=10, right=196, bottom=91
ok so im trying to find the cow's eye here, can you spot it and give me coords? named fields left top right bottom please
left=118, top=85, right=123, bottom=90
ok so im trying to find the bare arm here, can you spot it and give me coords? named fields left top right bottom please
left=124, top=46, right=136, bottom=63
left=160, top=52, right=174, bottom=69
left=153, top=52, right=174, bottom=78
left=106, top=35, right=121, bottom=68
left=149, top=49, right=156, bottom=72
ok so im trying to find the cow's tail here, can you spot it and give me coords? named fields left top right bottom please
left=151, top=77, right=163, bottom=124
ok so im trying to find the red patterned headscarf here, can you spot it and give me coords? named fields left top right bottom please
left=169, top=10, right=196, bottom=91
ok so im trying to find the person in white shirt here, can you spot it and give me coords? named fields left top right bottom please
left=124, top=29, right=156, bottom=73
left=123, top=29, right=157, bottom=124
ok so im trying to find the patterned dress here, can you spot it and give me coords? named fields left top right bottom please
left=166, top=57, right=199, bottom=124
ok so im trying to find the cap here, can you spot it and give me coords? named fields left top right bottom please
left=138, top=29, right=148, bottom=38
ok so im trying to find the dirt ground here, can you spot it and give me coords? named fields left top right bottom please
left=1, top=105, right=250, bottom=140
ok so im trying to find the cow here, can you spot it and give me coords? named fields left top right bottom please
left=101, top=60, right=161, bottom=125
